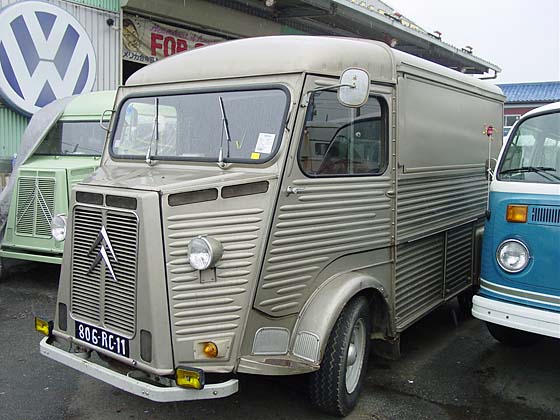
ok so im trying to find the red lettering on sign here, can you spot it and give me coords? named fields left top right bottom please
left=176, top=39, right=188, bottom=53
left=151, top=33, right=163, bottom=56
left=194, top=42, right=205, bottom=48
left=163, top=36, right=176, bottom=56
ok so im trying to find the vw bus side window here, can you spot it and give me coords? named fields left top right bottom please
left=298, top=90, right=387, bottom=176
left=498, top=112, right=560, bottom=184
left=111, top=89, right=288, bottom=162
left=35, top=122, right=108, bottom=156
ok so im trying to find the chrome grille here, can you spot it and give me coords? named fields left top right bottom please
left=16, top=177, right=55, bottom=237
left=71, top=205, right=138, bottom=337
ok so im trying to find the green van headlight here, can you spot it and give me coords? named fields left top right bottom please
left=188, top=236, right=223, bottom=271
left=496, top=239, right=530, bottom=273
left=51, top=214, right=67, bottom=242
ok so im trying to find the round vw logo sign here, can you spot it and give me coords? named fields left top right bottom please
left=0, top=1, right=96, bottom=116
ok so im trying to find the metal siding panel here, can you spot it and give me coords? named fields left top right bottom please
left=0, top=103, right=29, bottom=158
left=65, top=0, right=119, bottom=12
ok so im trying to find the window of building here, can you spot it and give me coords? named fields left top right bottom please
left=298, top=91, right=387, bottom=176
left=503, top=114, right=521, bottom=137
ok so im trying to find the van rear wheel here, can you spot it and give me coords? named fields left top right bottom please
left=486, top=322, right=541, bottom=347
left=309, top=296, right=371, bottom=416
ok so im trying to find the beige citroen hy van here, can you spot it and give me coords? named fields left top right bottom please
left=37, top=36, right=504, bottom=416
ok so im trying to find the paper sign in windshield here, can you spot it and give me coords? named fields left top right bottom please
left=255, top=133, right=276, bottom=154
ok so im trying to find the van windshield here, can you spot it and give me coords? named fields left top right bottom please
left=110, top=88, right=288, bottom=163
left=498, top=112, right=560, bottom=184
left=35, top=121, right=107, bottom=156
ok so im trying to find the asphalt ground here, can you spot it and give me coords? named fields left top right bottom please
left=1, top=262, right=559, bottom=420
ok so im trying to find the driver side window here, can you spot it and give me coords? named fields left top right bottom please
left=298, top=90, right=387, bottom=176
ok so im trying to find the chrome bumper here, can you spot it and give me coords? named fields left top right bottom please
left=40, top=337, right=239, bottom=402
left=472, top=295, right=560, bottom=339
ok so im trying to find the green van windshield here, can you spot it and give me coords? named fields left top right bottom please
left=35, top=121, right=108, bottom=156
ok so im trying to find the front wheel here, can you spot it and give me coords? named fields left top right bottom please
left=486, top=322, right=541, bottom=347
left=309, top=296, right=371, bottom=416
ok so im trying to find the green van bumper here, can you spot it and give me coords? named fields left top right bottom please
left=0, top=248, right=62, bottom=264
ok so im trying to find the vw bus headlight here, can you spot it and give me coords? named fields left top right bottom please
left=188, top=236, right=223, bottom=270
left=51, top=214, right=67, bottom=242
left=496, top=239, right=530, bottom=273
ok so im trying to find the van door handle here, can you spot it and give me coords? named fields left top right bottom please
left=286, top=185, right=305, bottom=195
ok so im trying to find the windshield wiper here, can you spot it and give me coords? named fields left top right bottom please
left=217, top=96, right=232, bottom=168
left=500, top=166, right=560, bottom=181
left=145, top=97, right=159, bottom=166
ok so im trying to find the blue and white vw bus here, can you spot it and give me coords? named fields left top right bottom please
left=472, top=102, right=560, bottom=346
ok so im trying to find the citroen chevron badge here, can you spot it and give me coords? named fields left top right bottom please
left=0, top=1, right=96, bottom=116
left=89, top=226, right=118, bottom=282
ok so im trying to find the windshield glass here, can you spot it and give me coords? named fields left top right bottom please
left=111, top=88, right=288, bottom=162
left=498, top=112, right=560, bottom=184
left=35, top=121, right=107, bottom=156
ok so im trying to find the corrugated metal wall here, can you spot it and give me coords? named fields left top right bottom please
left=0, top=103, right=28, bottom=159
left=0, top=0, right=120, bottom=159
left=66, top=0, right=119, bottom=12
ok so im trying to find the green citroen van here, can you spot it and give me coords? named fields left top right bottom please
left=0, top=90, right=116, bottom=268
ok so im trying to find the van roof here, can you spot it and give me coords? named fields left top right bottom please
left=126, top=36, right=503, bottom=97
left=62, top=90, right=116, bottom=120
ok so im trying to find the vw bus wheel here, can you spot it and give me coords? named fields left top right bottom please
left=486, top=322, right=541, bottom=347
left=309, top=296, right=371, bottom=416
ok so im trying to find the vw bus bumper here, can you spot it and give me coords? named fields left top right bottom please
left=40, top=337, right=239, bottom=401
left=472, top=295, right=560, bottom=339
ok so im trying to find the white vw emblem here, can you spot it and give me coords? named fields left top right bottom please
left=0, top=1, right=96, bottom=116
left=89, top=226, right=118, bottom=282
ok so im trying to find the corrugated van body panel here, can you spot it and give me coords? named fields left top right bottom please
left=396, top=168, right=487, bottom=242
left=395, top=234, right=445, bottom=329
left=256, top=176, right=393, bottom=317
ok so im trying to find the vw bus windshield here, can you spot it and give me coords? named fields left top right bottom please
left=110, top=88, right=288, bottom=163
left=498, top=112, right=560, bottom=184
left=35, top=121, right=107, bottom=156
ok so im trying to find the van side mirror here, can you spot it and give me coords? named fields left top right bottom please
left=338, top=68, right=370, bottom=108
left=485, top=158, right=497, bottom=180
left=99, top=109, right=114, bottom=132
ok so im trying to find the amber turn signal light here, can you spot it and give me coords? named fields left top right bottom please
left=203, top=342, right=219, bottom=358
left=506, top=205, right=528, bottom=223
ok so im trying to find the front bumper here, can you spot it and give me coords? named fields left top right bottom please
left=40, top=337, right=239, bottom=402
left=0, top=248, right=62, bottom=264
left=472, top=295, right=560, bottom=339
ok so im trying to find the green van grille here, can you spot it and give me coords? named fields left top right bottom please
left=15, top=177, right=56, bottom=238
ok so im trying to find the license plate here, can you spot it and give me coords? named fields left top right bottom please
left=75, top=321, right=129, bottom=357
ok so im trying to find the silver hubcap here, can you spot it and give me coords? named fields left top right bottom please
left=345, top=318, right=366, bottom=394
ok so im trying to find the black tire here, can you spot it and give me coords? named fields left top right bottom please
left=309, top=296, right=371, bottom=417
left=486, top=322, right=541, bottom=347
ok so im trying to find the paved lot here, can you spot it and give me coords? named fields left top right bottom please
left=1, top=262, right=559, bottom=420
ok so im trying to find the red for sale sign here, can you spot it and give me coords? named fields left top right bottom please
left=123, top=14, right=224, bottom=64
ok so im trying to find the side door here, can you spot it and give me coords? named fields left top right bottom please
left=254, top=75, right=395, bottom=318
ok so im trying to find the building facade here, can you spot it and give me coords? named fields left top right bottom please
left=498, top=81, right=560, bottom=136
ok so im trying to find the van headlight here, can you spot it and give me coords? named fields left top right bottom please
left=51, top=214, right=67, bottom=242
left=188, top=236, right=223, bottom=270
left=496, top=239, right=530, bottom=273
